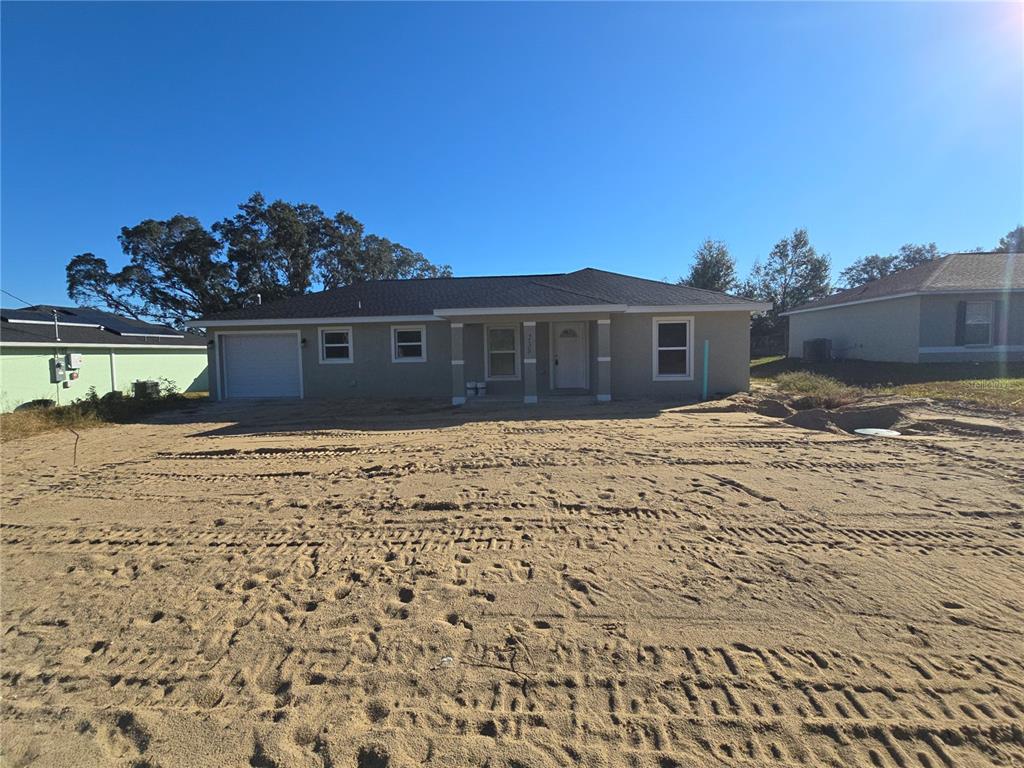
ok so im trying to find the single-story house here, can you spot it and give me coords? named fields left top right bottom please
left=784, top=251, right=1023, bottom=363
left=186, top=268, right=770, bottom=404
left=0, top=306, right=209, bottom=412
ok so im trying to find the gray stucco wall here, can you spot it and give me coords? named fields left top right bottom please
left=787, top=296, right=921, bottom=363
left=208, top=322, right=451, bottom=400
left=918, top=291, right=1024, bottom=362
left=610, top=312, right=751, bottom=400
left=207, top=311, right=753, bottom=401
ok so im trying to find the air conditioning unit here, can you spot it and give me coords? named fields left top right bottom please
left=133, top=380, right=160, bottom=398
left=802, top=338, right=832, bottom=362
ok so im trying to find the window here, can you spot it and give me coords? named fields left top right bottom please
left=963, top=301, right=993, bottom=346
left=392, top=325, right=426, bottom=362
left=319, top=327, right=352, bottom=363
left=486, top=325, right=520, bottom=380
left=652, top=317, right=693, bottom=380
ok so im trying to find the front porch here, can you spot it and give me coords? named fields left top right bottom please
left=446, top=314, right=612, bottom=405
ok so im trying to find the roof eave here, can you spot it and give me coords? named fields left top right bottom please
left=622, top=302, right=771, bottom=313
left=185, top=314, right=442, bottom=328
left=783, top=287, right=1023, bottom=316
left=434, top=304, right=627, bottom=317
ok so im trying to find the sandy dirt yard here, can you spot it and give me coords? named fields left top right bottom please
left=2, top=399, right=1023, bottom=768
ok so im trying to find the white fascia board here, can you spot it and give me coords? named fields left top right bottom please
left=624, top=303, right=771, bottom=313
left=434, top=305, right=627, bottom=317
left=0, top=341, right=207, bottom=350
left=5, top=318, right=103, bottom=328
left=186, top=314, right=441, bottom=328
left=118, top=332, right=186, bottom=339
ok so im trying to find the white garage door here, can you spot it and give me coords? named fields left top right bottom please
left=221, top=333, right=302, bottom=399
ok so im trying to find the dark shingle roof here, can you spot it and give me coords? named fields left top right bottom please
left=194, top=268, right=762, bottom=323
left=787, top=252, right=1023, bottom=314
left=1, top=306, right=205, bottom=347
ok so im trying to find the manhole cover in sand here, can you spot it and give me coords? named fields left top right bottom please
left=854, top=428, right=901, bottom=437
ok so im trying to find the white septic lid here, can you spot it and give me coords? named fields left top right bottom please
left=854, top=428, right=901, bottom=437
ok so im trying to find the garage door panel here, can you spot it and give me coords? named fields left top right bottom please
left=222, top=334, right=301, bottom=399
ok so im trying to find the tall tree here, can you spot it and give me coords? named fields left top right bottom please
left=995, top=225, right=1024, bottom=253
left=314, top=211, right=452, bottom=287
left=837, top=253, right=897, bottom=288
left=680, top=239, right=737, bottom=293
left=740, top=228, right=830, bottom=313
left=68, top=215, right=231, bottom=326
left=212, top=193, right=325, bottom=304
left=892, top=242, right=940, bottom=270
left=66, top=193, right=451, bottom=327
left=839, top=242, right=941, bottom=288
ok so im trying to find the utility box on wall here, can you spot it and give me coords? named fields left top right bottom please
left=66, top=353, right=83, bottom=369
left=50, top=357, right=66, bottom=383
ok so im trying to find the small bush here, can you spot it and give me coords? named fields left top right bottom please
left=774, top=371, right=864, bottom=409
left=1, top=387, right=197, bottom=442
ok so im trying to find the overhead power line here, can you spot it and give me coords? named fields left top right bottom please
left=0, top=287, right=37, bottom=307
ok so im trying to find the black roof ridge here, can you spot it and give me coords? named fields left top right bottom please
left=572, top=266, right=756, bottom=302
left=945, top=250, right=1022, bottom=256
left=346, top=270, right=568, bottom=285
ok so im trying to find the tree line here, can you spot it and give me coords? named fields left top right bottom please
left=66, top=192, right=451, bottom=327
left=680, top=224, right=1023, bottom=335
left=66, top=192, right=1020, bottom=334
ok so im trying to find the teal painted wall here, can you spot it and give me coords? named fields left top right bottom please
left=0, top=346, right=208, bottom=412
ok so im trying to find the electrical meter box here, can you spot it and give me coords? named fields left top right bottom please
left=50, top=357, right=67, bottom=383
left=66, top=352, right=83, bottom=369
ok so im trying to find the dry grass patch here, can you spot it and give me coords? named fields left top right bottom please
left=0, top=390, right=207, bottom=442
left=753, top=357, right=1024, bottom=413
left=772, top=371, right=864, bottom=409
left=0, top=408, right=104, bottom=442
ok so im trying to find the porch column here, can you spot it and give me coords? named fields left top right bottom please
left=596, top=318, right=611, bottom=402
left=523, top=321, right=538, bottom=404
left=450, top=322, right=466, bottom=405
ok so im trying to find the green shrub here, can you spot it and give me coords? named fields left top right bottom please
left=774, top=371, right=864, bottom=409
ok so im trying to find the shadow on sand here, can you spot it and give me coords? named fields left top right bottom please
left=144, top=396, right=688, bottom=437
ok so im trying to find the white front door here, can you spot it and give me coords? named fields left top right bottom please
left=553, top=322, right=587, bottom=389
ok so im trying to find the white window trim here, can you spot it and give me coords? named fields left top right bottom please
left=485, top=323, right=521, bottom=381
left=963, top=301, right=994, bottom=347
left=391, top=324, right=427, bottom=363
left=318, top=326, right=353, bottom=364
left=652, top=316, right=694, bottom=381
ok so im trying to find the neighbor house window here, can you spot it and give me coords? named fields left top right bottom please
left=392, top=325, right=426, bottom=362
left=319, top=327, right=352, bottom=363
left=652, top=317, right=693, bottom=380
left=963, top=301, right=993, bottom=346
left=486, top=325, right=520, bottom=380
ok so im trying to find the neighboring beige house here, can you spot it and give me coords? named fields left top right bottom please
left=784, top=252, right=1023, bottom=363
left=187, top=268, right=770, bottom=404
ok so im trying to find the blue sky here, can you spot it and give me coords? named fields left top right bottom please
left=2, top=2, right=1021, bottom=307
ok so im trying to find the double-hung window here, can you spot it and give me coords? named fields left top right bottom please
left=963, top=301, right=993, bottom=346
left=392, top=325, right=426, bottom=362
left=319, top=327, right=352, bottom=363
left=486, top=325, right=520, bottom=380
left=652, top=317, right=692, bottom=380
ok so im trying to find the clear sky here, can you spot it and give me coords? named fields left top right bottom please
left=2, top=1, right=1021, bottom=307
